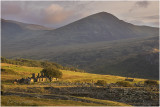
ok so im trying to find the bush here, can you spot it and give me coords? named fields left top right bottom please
left=95, top=80, right=106, bottom=86
left=41, top=67, right=62, bottom=79
left=144, top=80, right=158, bottom=86
left=116, top=81, right=132, bottom=87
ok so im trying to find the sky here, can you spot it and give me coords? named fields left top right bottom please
left=1, top=1, right=159, bottom=28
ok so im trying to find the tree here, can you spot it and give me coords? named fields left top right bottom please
left=41, top=67, right=62, bottom=79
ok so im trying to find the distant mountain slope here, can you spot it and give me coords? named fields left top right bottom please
left=104, top=52, right=159, bottom=79
left=1, top=19, right=52, bottom=42
left=1, top=19, right=52, bottom=31
left=1, top=19, right=50, bottom=52
left=44, top=36, right=158, bottom=80
left=3, top=35, right=158, bottom=79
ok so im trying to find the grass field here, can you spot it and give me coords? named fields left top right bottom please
left=77, top=96, right=131, bottom=106
left=1, top=94, right=132, bottom=106
left=1, top=95, right=105, bottom=106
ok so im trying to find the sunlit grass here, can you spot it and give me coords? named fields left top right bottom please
left=60, top=70, right=146, bottom=84
left=1, top=63, right=42, bottom=74
left=1, top=95, right=105, bottom=106
left=1, top=63, right=147, bottom=84
left=1, top=63, right=42, bottom=82
left=77, top=96, right=131, bottom=106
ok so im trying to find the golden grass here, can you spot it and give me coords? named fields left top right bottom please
left=1, top=63, right=42, bottom=82
left=77, top=96, right=131, bottom=106
left=1, top=95, right=105, bottom=106
left=1, top=63, right=148, bottom=84
left=1, top=90, right=131, bottom=106
left=60, top=70, right=146, bottom=84
left=1, top=63, right=42, bottom=75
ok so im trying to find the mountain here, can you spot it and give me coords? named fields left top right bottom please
left=2, top=12, right=158, bottom=52
left=1, top=19, right=52, bottom=53
left=1, top=18, right=52, bottom=42
left=1, top=12, right=159, bottom=79
left=47, top=12, right=158, bottom=44
left=1, top=19, right=52, bottom=31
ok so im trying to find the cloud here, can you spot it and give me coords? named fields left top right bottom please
left=1, top=1, right=159, bottom=28
left=1, top=2, right=74, bottom=27
left=43, top=4, right=73, bottom=24
left=129, top=1, right=150, bottom=12
left=131, top=20, right=159, bottom=27
left=1, top=2, right=22, bottom=16
left=135, top=1, right=150, bottom=8
left=128, top=14, right=159, bottom=27
left=45, top=4, right=63, bottom=13
left=143, top=15, right=159, bottom=20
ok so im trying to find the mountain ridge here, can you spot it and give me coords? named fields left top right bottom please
left=1, top=18, right=53, bottom=30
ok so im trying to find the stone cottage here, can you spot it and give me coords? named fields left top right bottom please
left=16, top=72, right=58, bottom=84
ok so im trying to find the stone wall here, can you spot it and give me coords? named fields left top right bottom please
left=45, top=87, right=159, bottom=106
left=3, top=85, right=159, bottom=106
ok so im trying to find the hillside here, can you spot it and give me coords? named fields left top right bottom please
left=1, top=57, right=149, bottom=85
left=38, top=36, right=159, bottom=79
left=2, top=35, right=159, bottom=80
left=1, top=19, right=50, bottom=53
left=1, top=63, right=145, bottom=84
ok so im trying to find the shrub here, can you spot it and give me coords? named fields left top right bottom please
left=144, top=80, right=158, bottom=86
left=116, top=81, right=132, bottom=87
left=95, top=80, right=106, bottom=86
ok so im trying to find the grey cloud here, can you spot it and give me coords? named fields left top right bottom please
left=129, top=1, right=150, bottom=12
left=135, top=1, right=150, bottom=8
left=143, top=15, right=159, bottom=20
left=1, top=1, right=76, bottom=28
left=1, top=1, right=158, bottom=28
left=129, top=19, right=159, bottom=27
left=1, top=2, right=22, bottom=16
left=129, top=20, right=145, bottom=25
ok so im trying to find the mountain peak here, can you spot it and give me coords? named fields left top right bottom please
left=89, top=12, right=119, bottom=21
left=95, top=11, right=111, bottom=15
